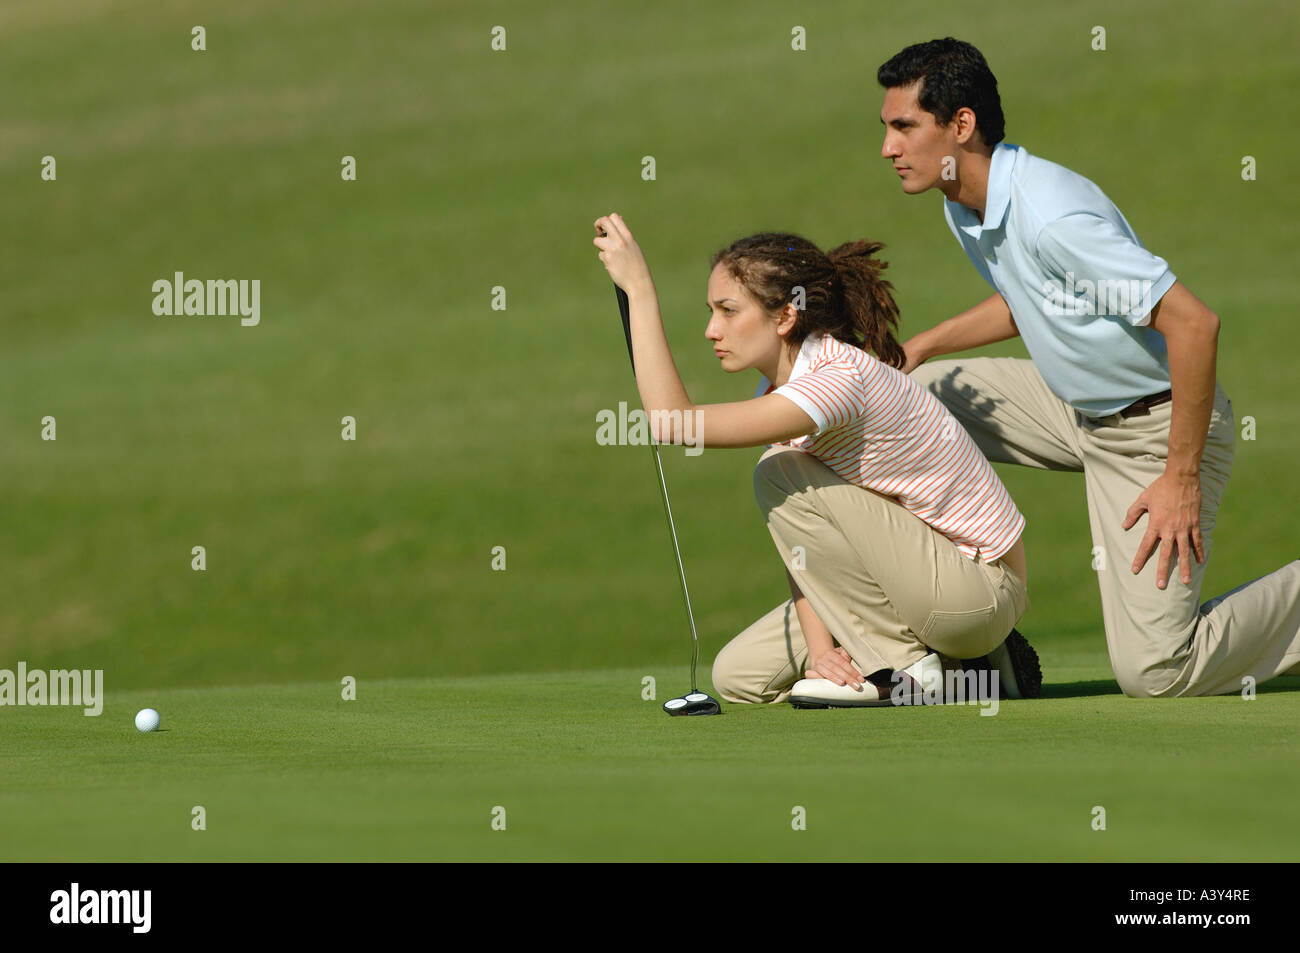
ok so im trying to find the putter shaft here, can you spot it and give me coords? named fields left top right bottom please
left=649, top=442, right=701, bottom=694
left=613, top=282, right=704, bottom=698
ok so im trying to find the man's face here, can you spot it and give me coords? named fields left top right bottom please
left=880, top=82, right=957, bottom=195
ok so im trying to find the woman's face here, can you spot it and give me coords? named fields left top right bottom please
left=704, top=263, right=789, bottom=375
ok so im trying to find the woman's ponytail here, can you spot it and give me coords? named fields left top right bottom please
left=827, top=240, right=905, bottom=369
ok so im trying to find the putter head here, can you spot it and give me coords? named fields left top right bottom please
left=663, top=691, right=721, bottom=716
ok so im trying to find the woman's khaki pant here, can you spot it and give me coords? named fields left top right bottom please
left=712, top=446, right=1028, bottom=704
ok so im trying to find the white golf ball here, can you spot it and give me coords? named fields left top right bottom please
left=135, top=708, right=160, bottom=732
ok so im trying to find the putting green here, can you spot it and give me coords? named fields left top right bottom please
left=3, top=669, right=1297, bottom=861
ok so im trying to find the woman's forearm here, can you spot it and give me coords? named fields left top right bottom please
left=625, top=281, right=693, bottom=415
left=788, top=570, right=835, bottom=660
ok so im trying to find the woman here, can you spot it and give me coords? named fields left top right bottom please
left=592, top=212, right=1037, bottom=707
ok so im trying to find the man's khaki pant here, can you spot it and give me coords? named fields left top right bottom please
left=899, top=357, right=1300, bottom=698
left=712, top=444, right=1029, bottom=704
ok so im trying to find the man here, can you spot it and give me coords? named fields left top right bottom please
left=876, top=37, right=1300, bottom=697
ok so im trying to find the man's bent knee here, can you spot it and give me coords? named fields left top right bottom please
left=1115, top=664, right=1181, bottom=699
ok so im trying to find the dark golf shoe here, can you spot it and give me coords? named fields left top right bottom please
left=964, top=628, right=1042, bottom=699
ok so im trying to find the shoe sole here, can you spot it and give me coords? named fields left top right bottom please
left=789, top=694, right=899, bottom=709
left=790, top=683, right=932, bottom=709
left=965, top=629, right=1043, bottom=700
left=1000, top=629, right=1042, bottom=699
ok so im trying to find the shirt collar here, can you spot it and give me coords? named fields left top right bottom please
left=756, top=333, right=824, bottom=395
left=786, top=332, right=824, bottom=383
left=946, top=141, right=1017, bottom=239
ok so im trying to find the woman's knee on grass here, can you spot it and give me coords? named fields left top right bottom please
left=711, top=639, right=786, bottom=704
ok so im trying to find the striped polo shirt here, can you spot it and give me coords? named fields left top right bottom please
left=758, top=334, right=1025, bottom=562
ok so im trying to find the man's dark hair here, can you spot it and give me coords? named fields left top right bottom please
left=877, top=38, right=1005, bottom=147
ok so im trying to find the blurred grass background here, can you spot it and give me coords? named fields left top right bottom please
left=0, top=0, right=1295, bottom=692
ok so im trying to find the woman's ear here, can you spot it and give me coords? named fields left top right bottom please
left=775, top=302, right=800, bottom=338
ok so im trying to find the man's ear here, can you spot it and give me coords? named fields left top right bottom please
left=952, top=106, right=981, bottom=147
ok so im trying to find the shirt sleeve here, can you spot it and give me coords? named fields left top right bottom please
left=772, top=358, right=867, bottom=435
left=1035, top=213, right=1177, bottom=326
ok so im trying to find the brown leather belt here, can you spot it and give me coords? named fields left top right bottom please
left=1119, top=389, right=1173, bottom=418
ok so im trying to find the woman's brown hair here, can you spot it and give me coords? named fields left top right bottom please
left=709, top=232, right=905, bottom=369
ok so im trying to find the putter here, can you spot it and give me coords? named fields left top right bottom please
left=613, top=282, right=721, bottom=716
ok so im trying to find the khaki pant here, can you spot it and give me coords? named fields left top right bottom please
left=901, top=358, right=1300, bottom=697
left=711, top=445, right=1029, bottom=704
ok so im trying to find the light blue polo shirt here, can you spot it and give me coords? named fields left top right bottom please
left=943, top=143, right=1177, bottom=417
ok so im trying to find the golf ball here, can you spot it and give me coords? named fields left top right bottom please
left=135, top=708, right=160, bottom=732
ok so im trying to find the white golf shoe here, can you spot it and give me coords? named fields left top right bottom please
left=789, top=652, right=945, bottom=708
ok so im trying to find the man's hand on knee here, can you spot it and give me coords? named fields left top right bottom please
left=1123, top=471, right=1205, bottom=589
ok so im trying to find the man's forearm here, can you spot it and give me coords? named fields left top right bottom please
left=1122, top=283, right=1220, bottom=586
left=1148, top=283, right=1220, bottom=476
left=908, top=292, right=1020, bottom=361
left=1162, top=318, right=1218, bottom=477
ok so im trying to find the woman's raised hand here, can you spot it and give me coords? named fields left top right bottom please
left=592, top=212, right=654, bottom=296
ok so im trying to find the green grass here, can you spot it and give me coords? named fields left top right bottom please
left=1, top=0, right=1297, bottom=860
left=3, top=671, right=1298, bottom=861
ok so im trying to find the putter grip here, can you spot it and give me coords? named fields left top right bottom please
left=614, top=284, right=634, bottom=370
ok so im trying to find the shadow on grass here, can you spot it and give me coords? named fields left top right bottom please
left=1041, top=675, right=1300, bottom=699
left=1041, top=680, right=1119, bottom=699
left=1256, top=676, right=1300, bottom=695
